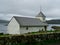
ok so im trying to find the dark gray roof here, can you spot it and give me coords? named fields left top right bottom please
left=36, top=11, right=46, bottom=17
left=14, top=16, right=48, bottom=27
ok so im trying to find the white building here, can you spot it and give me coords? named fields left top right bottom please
left=7, top=11, right=48, bottom=34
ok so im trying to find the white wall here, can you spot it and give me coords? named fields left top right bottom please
left=7, top=17, right=20, bottom=34
left=36, top=17, right=45, bottom=21
left=20, top=27, right=45, bottom=34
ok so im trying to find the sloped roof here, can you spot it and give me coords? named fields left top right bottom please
left=14, top=16, right=48, bottom=27
left=36, top=11, right=46, bottom=17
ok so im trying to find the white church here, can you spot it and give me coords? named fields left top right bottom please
left=7, top=11, right=48, bottom=34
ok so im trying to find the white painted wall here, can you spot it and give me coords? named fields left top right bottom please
left=20, top=27, right=45, bottom=34
left=36, top=17, right=45, bottom=21
left=7, top=17, right=20, bottom=34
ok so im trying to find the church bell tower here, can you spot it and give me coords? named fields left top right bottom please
left=36, top=11, right=46, bottom=22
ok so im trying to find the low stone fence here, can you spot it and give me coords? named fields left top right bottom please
left=0, top=33, right=60, bottom=45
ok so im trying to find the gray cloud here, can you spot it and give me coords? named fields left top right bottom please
left=0, top=0, right=60, bottom=20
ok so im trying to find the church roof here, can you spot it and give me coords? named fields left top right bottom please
left=36, top=11, right=46, bottom=17
left=13, top=16, right=48, bottom=27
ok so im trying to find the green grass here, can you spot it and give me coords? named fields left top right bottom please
left=25, top=30, right=60, bottom=35
left=41, top=40, right=60, bottom=45
left=12, top=40, right=60, bottom=45
left=0, top=34, right=12, bottom=37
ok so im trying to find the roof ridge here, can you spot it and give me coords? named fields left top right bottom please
left=13, top=16, right=37, bottom=19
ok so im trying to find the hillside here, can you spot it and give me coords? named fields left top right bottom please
left=46, top=19, right=60, bottom=24
left=0, top=20, right=9, bottom=23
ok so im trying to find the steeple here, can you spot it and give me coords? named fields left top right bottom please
left=36, top=6, right=46, bottom=17
left=35, top=7, right=46, bottom=21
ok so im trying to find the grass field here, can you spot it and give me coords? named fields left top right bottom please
left=24, top=30, right=60, bottom=36
left=16, top=40, right=60, bottom=45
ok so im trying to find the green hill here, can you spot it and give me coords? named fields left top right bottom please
left=46, top=19, right=60, bottom=24
left=0, top=20, right=9, bottom=23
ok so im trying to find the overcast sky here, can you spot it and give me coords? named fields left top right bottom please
left=0, top=0, right=60, bottom=20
